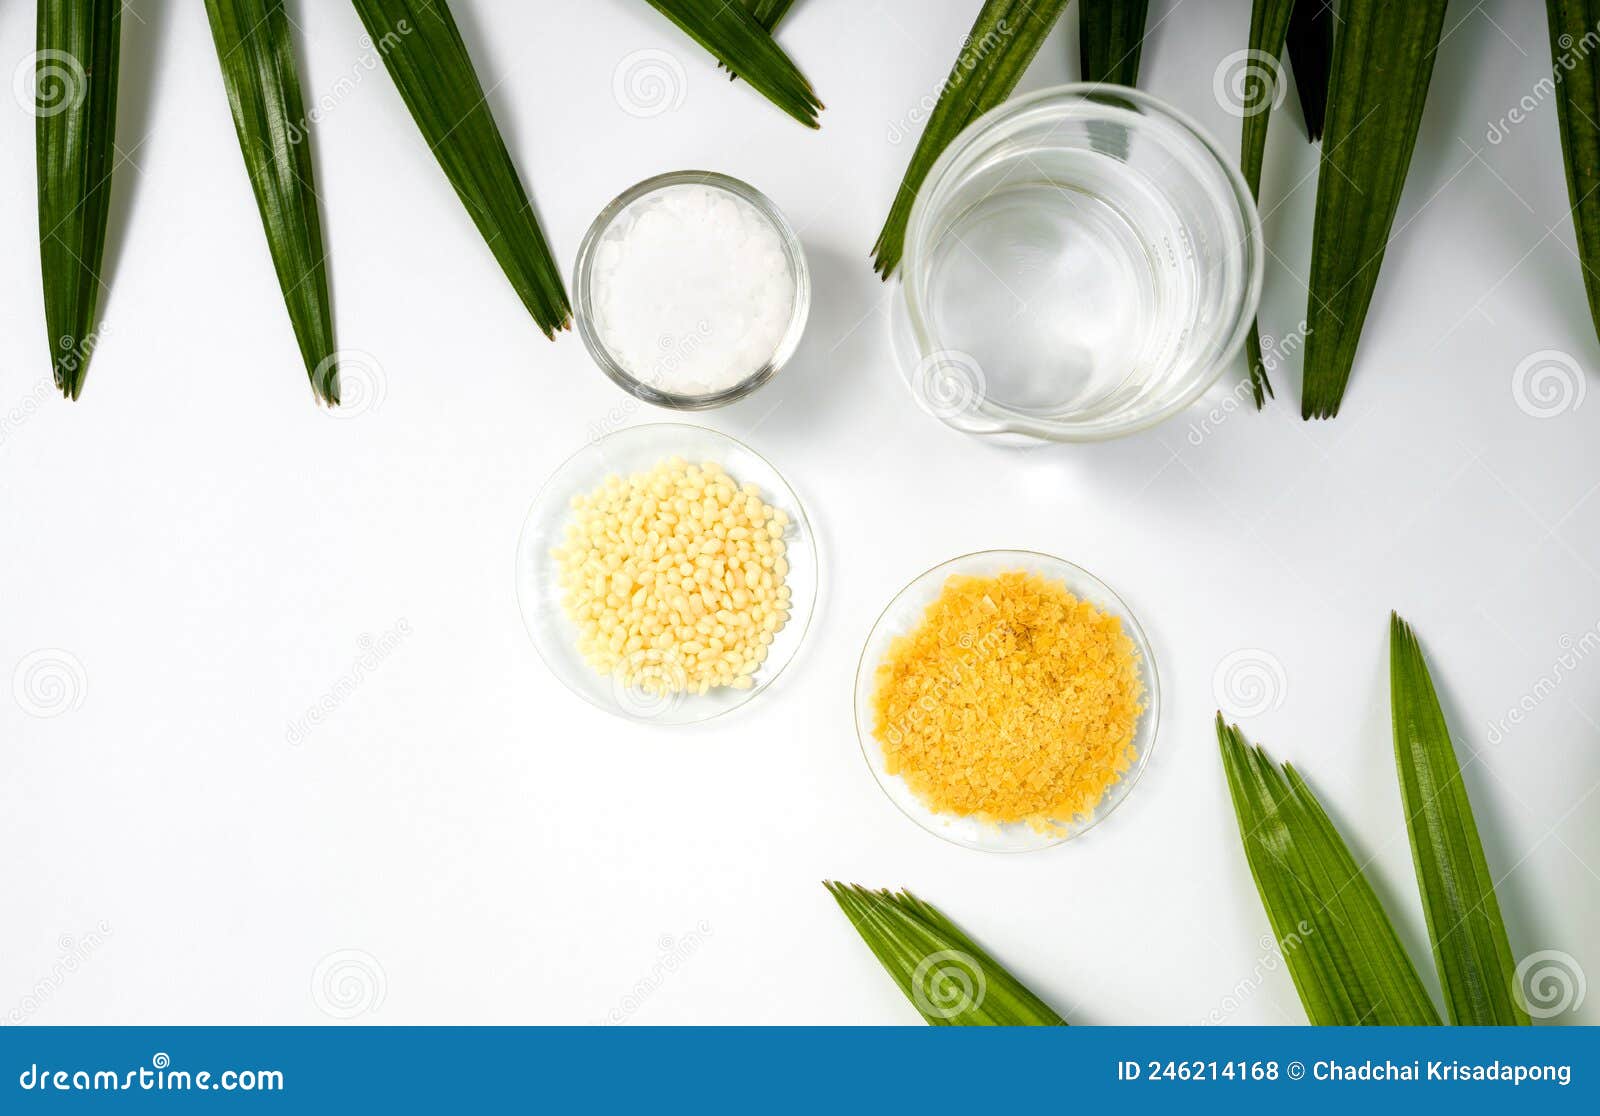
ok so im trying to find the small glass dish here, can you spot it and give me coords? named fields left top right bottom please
left=854, top=549, right=1159, bottom=852
left=892, top=85, right=1262, bottom=442
left=517, top=423, right=818, bottom=724
left=573, top=171, right=811, bottom=411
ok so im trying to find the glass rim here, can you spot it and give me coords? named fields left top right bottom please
left=572, top=170, right=812, bottom=412
left=900, top=84, right=1265, bottom=443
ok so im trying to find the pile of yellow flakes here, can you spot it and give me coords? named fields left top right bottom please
left=871, top=570, right=1144, bottom=831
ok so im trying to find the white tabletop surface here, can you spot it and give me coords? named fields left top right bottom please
left=2, top=0, right=1596, bottom=1026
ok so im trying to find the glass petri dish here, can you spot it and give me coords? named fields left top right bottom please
left=573, top=171, right=811, bottom=411
left=893, top=85, right=1262, bottom=442
left=517, top=423, right=817, bottom=725
left=854, top=549, right=1159, bottom=851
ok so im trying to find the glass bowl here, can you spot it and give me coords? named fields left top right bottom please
left=573, top=171, right=811, bottom=411
left=517, top=423, right=817, bottom=724
left=854, top=549, right=1159, bottom=851
left=892, top=85, right=1262, bottom=442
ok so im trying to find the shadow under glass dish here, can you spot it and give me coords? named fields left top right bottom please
left=894, top=85, right=1263, bottom=442
left=854, top=549, right=1160, bottom=852
left=516, top=424, right=818, bottom=725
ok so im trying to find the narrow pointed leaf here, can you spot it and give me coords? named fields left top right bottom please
left=747, top=0, right=798, bottom=27
left=1078, top=0, right=1149, bottom=86
left=1547, top=0, right=1600, bottom=348
left=1238, top=0, right=1297, bottom=409
left=352, top=0, right=570, bottom=337
left=824, top=883, right=1066, bottom=1026
left=1301, top=0, right=1448, bottom=419
left=1286, top=0, right=1332, bottom=142
left=36, top=0, right=121, bottom=399
left=1389, top=615, right=1529, bottom=1025
left=872, top=0, right=1071, bottom=277
left=206, top=0, right=339, bottom=404
left=645, top=0, right=821, bottom=128
left=721, top=0, right=799, bottom=79
left=1217, top=716, right=1442, bottom=1025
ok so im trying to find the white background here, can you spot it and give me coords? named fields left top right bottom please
left=2, top=0, right=1596, bottom=1026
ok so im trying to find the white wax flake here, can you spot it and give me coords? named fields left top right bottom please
left=591, top=184, right=796, bottom=396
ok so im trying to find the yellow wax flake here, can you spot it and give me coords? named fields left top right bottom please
left=871, top=570, right=1144, bottom=832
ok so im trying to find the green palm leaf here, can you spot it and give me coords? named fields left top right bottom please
left=1078, top=0, right=1148, bottom=87
left=35, top=0, right=121, bottom=400
left=352, top=0, right=570, bottom=337
left=1300, top=0, right=1448, bottom=418
left=1217, top=716, right=1442, bottom=1025
left=645, top=0, right=821, bottom=128
left=1547, top=0, right=1600, bottom=348
left=720, top=0, right=799, bottom=79
left=1389, top=615, right=1529, bottom=1025
left=824, top=883, right=1066, bottom=1025
left=1286, top=0, right=1332, bottom=142
left=206, top=0, right=339, bottom=404
left=1238, top=0, right=1297, bottom=409
left=746, top=0, right=798, bottom=32
left=872, top=0, right=1070, bottom=277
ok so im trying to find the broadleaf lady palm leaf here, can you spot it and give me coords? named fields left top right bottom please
left=1078, top=0, right=1149, bottom=87
left=825, top=882, right=1066, bottom=1026
left=1300, top=0, right=1448, bottom=418
left=645, top=0, right=821, bottom=128
left=1217, top=716, right=1442, bottom=1025
left=35, top=0, right=121, bottom=400
left=206, top=0, right=340, bottom=404
left=872, top=0, right=1070, bottom=277
left=720, top=0, right=799, bottom=79
left=1389, top=614, right=1529, bottom=1025
left=1546, top=0, right=1600, bottom=349
left=352, top=0, right=570, bottom=337
left=1238, top=0, right=1298, bottom=409
left=1286, top=0, right=1332, bottom=142
left=746, top=0, right=798, bottom=34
